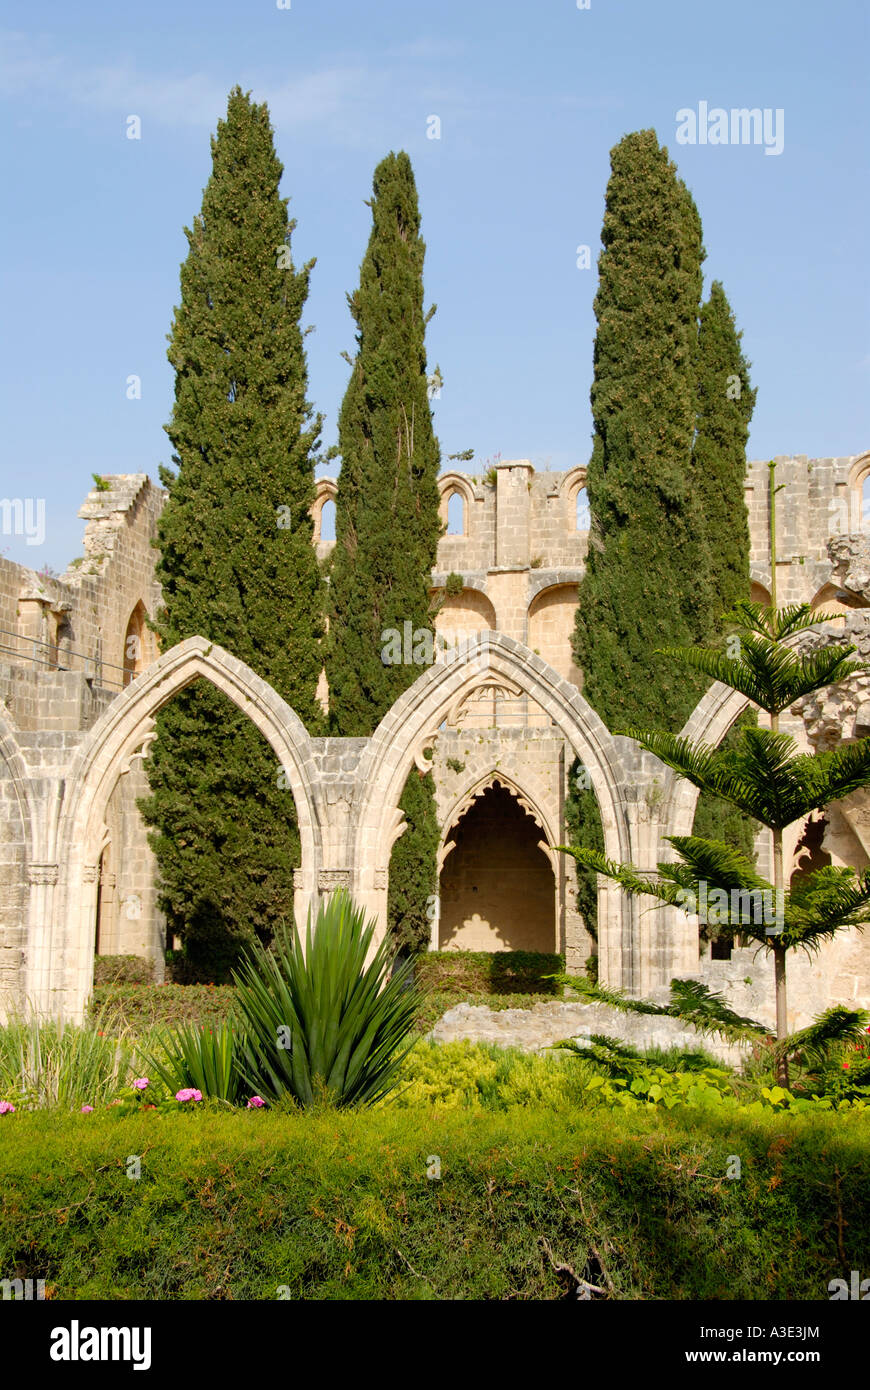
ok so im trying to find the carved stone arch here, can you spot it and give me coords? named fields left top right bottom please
left=559, top=466, right=588, bottom=501
left=437, top=472, right=478, bottom=508
left=38, top=636, right=322, bottom=1021
left=527, top=581, right=583, bottom=685
left=0, top=710, right=39, bottom=859
left=431, top=571, right=490, bottom=600
left=439, top=768, right=560, bottom=872
left=438, top=473, right=477, bottom=537
left=560, top=466, right=590, bottom=532
left=0, top=713, right=35, bottom=1021
left=810, top=581, right=870, bottom=624
left=664, top=682, right=752, bottom=841
left=353, top=633, right=630, bottom=952
left=749, top=567, right=772, bottom=606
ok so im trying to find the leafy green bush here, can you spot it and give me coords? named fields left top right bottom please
left=233, top=890, right=420, bottom=1108
left=417, top=950, right=562, bottom=998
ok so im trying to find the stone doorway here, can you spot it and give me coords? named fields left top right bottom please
left=438, top=781, right=556, bottom=951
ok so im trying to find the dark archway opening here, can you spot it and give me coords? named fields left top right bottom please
left=438, top=782, right=556, bottom=951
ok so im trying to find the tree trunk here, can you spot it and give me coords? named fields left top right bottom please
left=772, top=820, right=789, bottom=1087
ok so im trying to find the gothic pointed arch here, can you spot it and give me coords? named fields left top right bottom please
left=34, top=637, right=321, bottom=1020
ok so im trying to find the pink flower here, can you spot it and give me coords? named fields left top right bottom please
left=81, top=1105, right=94, bottom=1113
left=175, top=1088, right=203, bottom=1103
left=132, top=1078, right=149, bottom=1090
left=0, top=1101, right=15, bottom=1115
left=247, top=1096, right=265, bottom=1109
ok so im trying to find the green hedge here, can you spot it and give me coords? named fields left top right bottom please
left=1, top=1105, right=867, bottom=1300
left=90, top=951, right=564, bottom=1037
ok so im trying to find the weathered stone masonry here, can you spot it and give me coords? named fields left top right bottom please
left=1, top=452, right=869, bottom=1029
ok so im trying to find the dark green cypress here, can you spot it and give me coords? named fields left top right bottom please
left=691, top=280, right=758, bottom=856
left=568, top=130, right=714, bottom=943
left=327, top=152, right=441, bottom=734
left=573, top=129, right=716, bottom=733
left=140, top=87, right=324, bottom=981
left=692, top=280, right=756, bottom=623
left=326, top=152, right=441, bottom=952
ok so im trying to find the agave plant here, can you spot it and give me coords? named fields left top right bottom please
left=143, top=1021, right=245, bottom=1103
left=232, top=889, right=421, bottom=1108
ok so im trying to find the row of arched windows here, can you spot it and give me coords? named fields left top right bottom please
left=441, top=486, right=591, bottom=537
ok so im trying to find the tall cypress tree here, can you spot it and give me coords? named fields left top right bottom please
left=569, top=130, right=713, bottom=945
left=693, top=279, right=756, bottom=623
left=140, top=87, right=324, bottom=981
left=327, top=152, right=440, bottom=951
left=573, top=129, right=715, bottom=732
left=691, top=280, right=759, bottom=857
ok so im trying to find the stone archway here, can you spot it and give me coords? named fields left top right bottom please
left=352, top=631, right=631, bottom=967
left=438, top=778, right=557, bottom=952
left=34, top=637, right=322, bottom=1022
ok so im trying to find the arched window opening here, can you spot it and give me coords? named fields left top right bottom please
left=318, top=497, right=336, bottom=542
left=123, top=602, right=147, bottom=688
left=576, top=487, right=591, bottom=531
left=862, top=477, right=870, bottom=531
left=446, top=492, right=465, bottom=536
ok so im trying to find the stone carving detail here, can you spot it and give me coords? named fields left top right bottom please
left=413, top=726, right=441, bottom=773
left=317, top=869, right=351, bottom=890
left=792, top=612, right=870, bottom=749
left=121, top=726, right=157, bottom=774
left=446, top=677, right=523, bottom=728
left=828, top=534, right=870, bottom=604
left=82, top=865, right=100, bottom=884
left=27, top=863, right=59, bottom=886
left=293, top=869, right=304, bottom=890
left=374, top=868, right=388, bottom=890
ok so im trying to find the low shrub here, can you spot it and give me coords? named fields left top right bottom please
left=0, top=1105, right=867, bottom=1299
left=89, top=982, right=237, bottom=1035
left=391, top=1040, right=592, bottom=1111
left=415, top=950, right=562, bottom=998
left=93, top=955, right=157, bottom=987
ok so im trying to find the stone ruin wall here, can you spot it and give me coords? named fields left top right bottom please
left=2, top=450, right=870, bottom=1029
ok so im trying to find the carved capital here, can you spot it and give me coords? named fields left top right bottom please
left=317, top=869, right=351, bottom=891
left=374, top=868, right=388, bottom=891
left=27, top=863, right=59, bottom=887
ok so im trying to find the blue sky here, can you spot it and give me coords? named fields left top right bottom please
left=1, top=0, right=868, bottom=569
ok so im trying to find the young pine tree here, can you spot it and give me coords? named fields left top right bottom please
left=140, top=87, right=325, bottom=981
left=562, top=599, right=870, bottom=1087
left=326, top=152, right=441, bottom=952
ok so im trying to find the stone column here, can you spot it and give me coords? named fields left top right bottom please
left=24, top=862, right=60, bottom=1017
